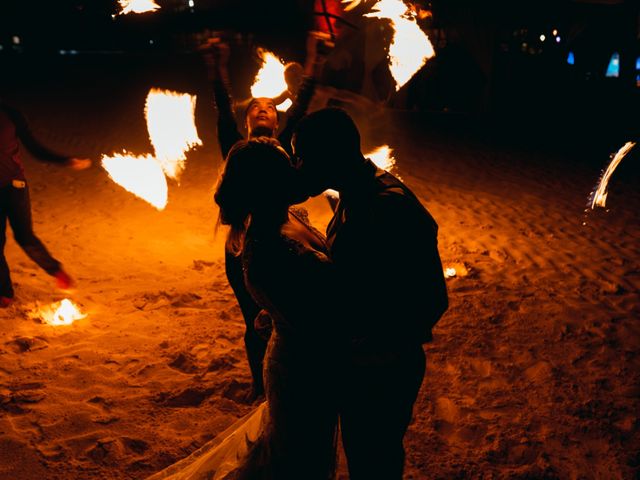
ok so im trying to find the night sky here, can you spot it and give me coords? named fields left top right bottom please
left=1, top=0, right=638, bottom=146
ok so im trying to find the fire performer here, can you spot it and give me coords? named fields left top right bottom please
left=0, top=100, right=91, bottom=308
left=201, top=33, right=327, bottom=400
left=293, top=108, right=448, bottom=479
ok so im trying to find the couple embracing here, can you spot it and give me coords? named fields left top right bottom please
left=149, top=108, right=448, bottom=480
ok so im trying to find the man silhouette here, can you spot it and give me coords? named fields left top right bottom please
left=293, top=107, right=448, bottom=479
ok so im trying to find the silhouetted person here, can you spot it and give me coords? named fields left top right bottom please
left=214, top=138, right=341, bottom=479
left=0, top=100, right=91, bottom=307
left=201, top=34, right=326, bottom=400
left=293, top=107, right=448, bottom=479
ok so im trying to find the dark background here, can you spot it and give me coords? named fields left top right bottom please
left=1, top=0, right=638, bottom=157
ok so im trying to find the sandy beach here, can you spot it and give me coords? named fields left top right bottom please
left=0, top=53, right=638, bottom=479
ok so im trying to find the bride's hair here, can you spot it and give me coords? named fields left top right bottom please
left=214, top=138, right=295, bottom=255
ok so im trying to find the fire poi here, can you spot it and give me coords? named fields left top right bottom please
left=249, top=49, right=293, bottom=112
left=365, top=0, right=435, bottom=90
left=117, top=0, right=160, bottom=15
left=101, top=88, right=201, bottom=210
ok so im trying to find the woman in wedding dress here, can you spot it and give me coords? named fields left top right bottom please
left=148, top=138, right=343, bottom=480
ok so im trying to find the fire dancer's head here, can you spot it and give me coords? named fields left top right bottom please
left=214, top=138, right=298, bottom=254
left=244, top=97, right=279, bottom=138
left=293, top=107, right=365, bottom=196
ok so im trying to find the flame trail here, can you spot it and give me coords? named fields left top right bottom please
left=145, top=88, right=202, bottom=181
left=589, top=141, right=636, bottom=209
left=101, top=88, right=200, bottom=209
left=250, top=50, right=288, bottom=99
left=101, top=153, right=168, bottom=210
left=366, top=0, right=435, bottom=91
left=118, top=0, right=160, bottom=15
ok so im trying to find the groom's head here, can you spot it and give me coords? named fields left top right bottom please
left=292, top=107, right=364, bottom=196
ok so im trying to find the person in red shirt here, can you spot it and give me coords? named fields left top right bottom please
left=0, top=100, right=91, bottom=308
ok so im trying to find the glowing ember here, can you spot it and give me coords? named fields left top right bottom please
left=366, top=0, right=435, bottom=91
left=589, top=141, right=636, bottom=209
left=40, top=299, right=86, bottom=326
left=101, top=153, right=168, bottom=210
left=101, top=88, right=201, bottom=209
left=118, top=0, right=160, bottom=15
left=277, top=98, right=293, bottom=112
left=444, top=268, right=457, bottom=278
left=145, top=88, right=202, bottom=181
left=250, top=49, right=288, bottom=99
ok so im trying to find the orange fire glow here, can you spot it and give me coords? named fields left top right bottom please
left=342, top=0, right=362, bottom=11
left=102, top=153, right=168, bottom=210
left=118, top=0, right=160, bottom=15
left=250, top=49, right=288, bottom=99
left=101, top=88, right=201, bottom=210
left=367, top=145, right=399, bottom=177
left=145, top=88, right=202, bottom=181
left=39, top=299, right=87, bottom=326
left=324, top=144, right=399, bottom=200
left=277, top=98, right=293, bottom=112
left=590, top=141, right=636, bottom=209
left=366, top=0, right=435, bottom=91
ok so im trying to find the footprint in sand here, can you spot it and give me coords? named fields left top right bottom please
left=433, top=397, right=460, bottom=439
left=470, top=358, right=492, bottom=377
left=524, top=361, right=553, bottom=383
left=5, top=336, right=49, bottom=353
left=168, top=352, right=200, bottom=374
left=154, top=386, right=216, bottom=408
left=1, top=383, right=46, bottom=414
left=206, top=355, right=239, bottom=372
left=191, top=259, right=217, bottom=271
left=170, top=292, right=204, bottom=308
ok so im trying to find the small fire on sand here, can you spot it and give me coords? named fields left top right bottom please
left=37, top=299, right=86, bottom=326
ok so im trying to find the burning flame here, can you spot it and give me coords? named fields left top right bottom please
left=250, top=49, right=288, bottom=99
left=342, top=0, right=363, bottom=11
left=101, top=88, right=201, bottom=210
left=145, top=88, right=202, bottom=181
left=589, top=141, right=636, bottom=209
left=40, top=299, right=86, bottom=326
left=367, top=145, right=397, bottom=174
left=277, top=98, right=293, bottom=112
left=324, top=144, right=399, bottom=199
left=366, top=0, right=435, bottom=91
left=102, top=153, right=168, bottom=210
left=118, top=0, right=160, bottom=15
